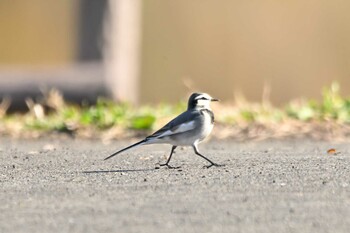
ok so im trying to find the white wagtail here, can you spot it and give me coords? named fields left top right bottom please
left=104, top=93, right=223, bottom=168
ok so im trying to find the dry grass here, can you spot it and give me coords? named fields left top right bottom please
left=1, top=83, right=350, bottom=141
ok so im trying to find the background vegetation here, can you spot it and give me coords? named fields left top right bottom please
left=1, top=83, right=350, bottom=141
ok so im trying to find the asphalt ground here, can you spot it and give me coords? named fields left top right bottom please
left=0, top=137, right=349, bottom=233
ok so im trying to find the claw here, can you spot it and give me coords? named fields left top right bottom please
left=159, top=163, right=181, bottom=169
left=204, top=163, right=225, bottom=169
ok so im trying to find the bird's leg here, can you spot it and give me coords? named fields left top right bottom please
left=159, top=146, right=180, bottom=169
left=193, top=145, right=224, bottom=168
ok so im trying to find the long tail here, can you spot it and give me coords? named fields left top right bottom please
left=104, top=139, right=147, bottom=161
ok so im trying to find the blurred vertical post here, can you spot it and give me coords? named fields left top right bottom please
left=104, top=0, right=142, bottom=104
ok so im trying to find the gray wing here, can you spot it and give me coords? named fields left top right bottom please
left=146, top=110, right=201, bottom=140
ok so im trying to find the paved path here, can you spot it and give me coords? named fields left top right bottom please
left=0, top=137, right=349, bottom=233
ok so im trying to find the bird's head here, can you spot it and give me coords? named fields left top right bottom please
left=187, top=93, right=219, bottom=110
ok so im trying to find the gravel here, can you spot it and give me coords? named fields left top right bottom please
left=0, top=137, right=349, bottom=233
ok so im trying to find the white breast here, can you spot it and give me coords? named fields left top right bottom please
left=198, top=110, right=214, bottom=142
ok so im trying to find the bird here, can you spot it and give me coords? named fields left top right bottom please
left=104, top=92, right=223, bottom=168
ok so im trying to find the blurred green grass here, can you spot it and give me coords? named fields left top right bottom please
left=1, top=82, right=350, bottom=138
left=286, top=82, right=350, bottom=122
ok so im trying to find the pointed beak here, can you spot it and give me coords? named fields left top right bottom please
left=211, top=98, right=219, bottom=102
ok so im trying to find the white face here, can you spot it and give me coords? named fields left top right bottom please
left=194, top=93, right=215, bottom=109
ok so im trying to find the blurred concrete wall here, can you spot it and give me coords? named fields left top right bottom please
left=0, top=0, right=106, bottom=110
left=2, top=0, right=350, bottom=105
left=140, top=0, right=350, bottom=104
left=0, top=0, right=78, bottom=65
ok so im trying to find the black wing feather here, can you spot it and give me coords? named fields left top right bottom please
left=147, top=110, right=200, bottom=139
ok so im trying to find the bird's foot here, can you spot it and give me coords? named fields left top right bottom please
left=204, top=163, right=225, bottom=169
left=159, top=163, right=181, bottom=169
